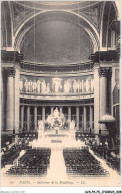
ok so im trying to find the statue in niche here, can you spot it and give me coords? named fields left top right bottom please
left=68, top=80, right=71, bottom=93
left=35, top=80, right=37, bottom=93
left=79, top=80, right=82, bottom=93
left=33, top=80, right=36, bottom=93
left=20, top=78, right=24, bottom=91
left=52, top=78, right=62, bottom=93
left=46, top=83, right=50, bottom=93
left=53, top=107, right=60, bottom=118
left=82, top=80, right=84, bottom=93
left=24, top=79, right=29, bottom=92
left=77, top=80, right=80, bottom=93
left=38, top=120, right=44, bottom=131
left=86, top=79, right=90, bottom=92
left=91, top=78, right=94, bottom=92
left=63, top=80, right=67, bottom=93
left=70, top=120, right=75, bottom=130
left=73, top=80, right=78, bottom=93
left=30, top=80, right=33, bottom=92
left=64, top=79, right=71, bottom=93
left=41, top=79, right=46, bottom=93
left=37, top=80, right=41, bottom=93
left=26, top=80, right=29, bottom=92
left=84, top=79, right=86, bottom=92
left=32, top=81, right=34, bottom=92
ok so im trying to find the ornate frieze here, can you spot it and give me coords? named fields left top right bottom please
left=11, top=2, right=37, bottom=34
left=20, top=74, right=94, bottom=94
left=98, top=67, right=112, bottom=77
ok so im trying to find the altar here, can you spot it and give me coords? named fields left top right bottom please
left=44, top=108, right=66, bottom=132
left=35, top=108, right=76, bottom=146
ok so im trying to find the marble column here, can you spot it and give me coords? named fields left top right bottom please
left=99, top=67, right=112, bottom=134
left=83, top=106, right=86, bottom=132
left=14, top=65, right=20, bottom=133
left=60, top=107, right=63, bottom=114
left=108, top=74, right=112, bottom=114
left=68, top=106, right=71, bottom=121
left=93, top=64, right=100, bottom=134
left=42, top=106, right=45, bottom=124
left=6, top=67, right=15, bottom=132
left=34, top=106, right=37, bottom=131
left=27, top=106, right=30, bottom=131
left=68, top=106, right=71, bottom=129
left=21, top=105, right=24, bottom=131
left=1, top=69, right=5, bottom=130
left=51, top=107, right=54, bottom=115
left=76, top=106, right=79, bottom=131
left=90, top=106, right=93, bottom=130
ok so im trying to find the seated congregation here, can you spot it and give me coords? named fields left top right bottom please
left=6, top=148, right=51, bottom=176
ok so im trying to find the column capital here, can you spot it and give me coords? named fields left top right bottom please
left=98, top=67, right=112, bottom=77
left=5, top=67, right=15, bottom=78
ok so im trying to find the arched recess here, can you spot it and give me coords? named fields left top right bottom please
left=100, top=1, right=120, bottom=51
left=14, top=10, right=99, bottom=54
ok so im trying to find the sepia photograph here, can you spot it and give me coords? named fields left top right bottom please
left=1, top=0, right=121, bottom=192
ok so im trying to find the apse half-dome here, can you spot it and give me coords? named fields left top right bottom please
left=20, top=20, right=93, bottom=64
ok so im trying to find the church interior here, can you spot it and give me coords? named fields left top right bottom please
left=1, top=1, right=120, bottom=186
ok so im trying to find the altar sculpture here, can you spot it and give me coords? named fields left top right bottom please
left=70, top=120, right=75, bottom=130
left=38, top=120, right=44, bottom=131
left=46, top=108, right=65, bottom=130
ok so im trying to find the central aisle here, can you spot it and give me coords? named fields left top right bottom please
left=47, top=148, right=67, bottom=180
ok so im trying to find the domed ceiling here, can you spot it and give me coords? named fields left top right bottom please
left=15, top=1, right=101, bottom=10
left=21, top=20, right=93, bottom=63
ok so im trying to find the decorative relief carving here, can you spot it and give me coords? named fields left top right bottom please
left=78, top=3, right=102, bottom=31
left=20, top=75, right=94, bottom=95
left=12, top=2, right=35, bottom=34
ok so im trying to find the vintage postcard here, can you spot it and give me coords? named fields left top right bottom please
left=1, top=0, right=121, bottom=192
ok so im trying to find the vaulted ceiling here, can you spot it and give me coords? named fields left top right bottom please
left=1, top=1, right=120, bottom=64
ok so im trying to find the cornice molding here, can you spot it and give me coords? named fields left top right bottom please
left=1, top=50, right=24, bottom=63
left=20, top=61, right=94, bottom=73
left=90, top=50, right=119, bottom=63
